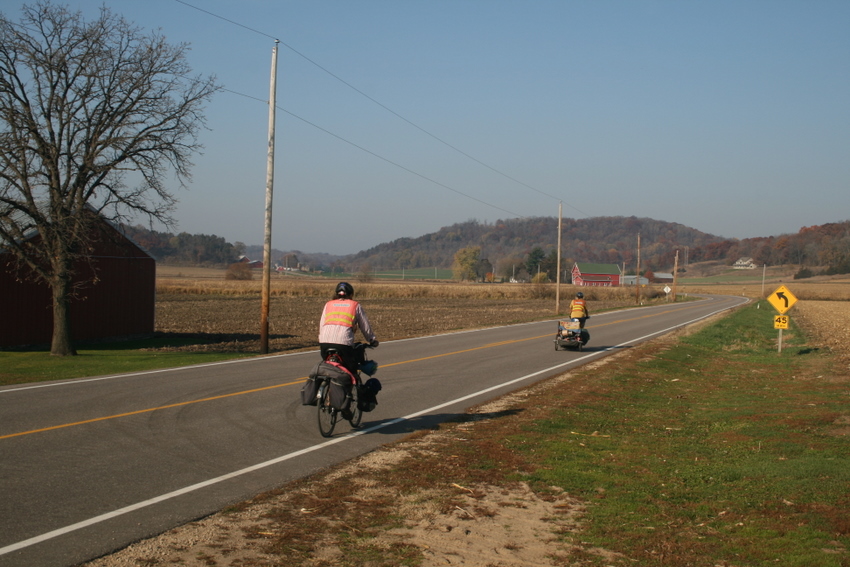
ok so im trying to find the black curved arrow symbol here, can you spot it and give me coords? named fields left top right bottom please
left=776, top=291, right=789, bottom=308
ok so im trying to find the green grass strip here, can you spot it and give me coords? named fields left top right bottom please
left=0, top=337, right=253, bottom=386
left=513, top=304, right=850, bottom=566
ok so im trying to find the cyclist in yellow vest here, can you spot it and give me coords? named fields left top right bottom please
left=568, top=291, right=590, bottom=328
left=319, top=282, right=378, bottom=374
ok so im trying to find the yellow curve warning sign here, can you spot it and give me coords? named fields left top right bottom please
left=768, top=285, right=797, bottom=315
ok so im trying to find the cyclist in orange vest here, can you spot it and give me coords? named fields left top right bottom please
left=568, top=291, right=590, bottom=328
left=319, top=282, right=378, bottom=374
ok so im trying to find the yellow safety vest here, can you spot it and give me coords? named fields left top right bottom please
left=323, top=300, right=358, bottom=327
left=569, top=299, right=587, bottom=319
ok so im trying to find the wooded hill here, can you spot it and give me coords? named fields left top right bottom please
left=350, top=216, right=718, bottom=276
left=350, top=217, right=850, bottom=277
left=124, top=216, right=850, bottom=278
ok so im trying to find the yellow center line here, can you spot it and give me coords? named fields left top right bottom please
left=2, top=302, right=705, bottom=440
left=0, top=381, right=303, bottom=441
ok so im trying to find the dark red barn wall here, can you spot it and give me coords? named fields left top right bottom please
left=0, top=217, right=155, bottom=348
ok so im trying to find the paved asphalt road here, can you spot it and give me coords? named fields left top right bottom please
left=0, top=294, right=747, bottom=566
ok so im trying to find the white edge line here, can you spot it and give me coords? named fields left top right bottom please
left=0, top=296, right=746, bottom=556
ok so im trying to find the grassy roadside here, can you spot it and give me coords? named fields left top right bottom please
left=513, top=303, right=850, bottom=565
left=237, top=302, right=850, bottom=567
left=0, top=337, right=256, bottom=387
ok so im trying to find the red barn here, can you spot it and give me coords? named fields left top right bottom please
left=571, top=262, right=622, bottom=287
left=0, top=215, right=155, bottom=347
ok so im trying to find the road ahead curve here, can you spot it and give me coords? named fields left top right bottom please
left=0, top=294, right=747, bottom=566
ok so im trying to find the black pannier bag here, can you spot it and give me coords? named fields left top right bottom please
left=300, top=375, right=320, bottom=406
left=329, top=373, right=354, bottom=411
left=358, top=377, right=382, bottom=412
left=301, top=361, right=356, bottom=407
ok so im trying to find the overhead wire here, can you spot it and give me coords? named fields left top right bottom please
left=222, top=87, right=524, bottom=218
left=173, top=0, right=278, bottom=41
left=276, top=107, right=525, bottom=218
left=175, top=0, right=590, bottom=218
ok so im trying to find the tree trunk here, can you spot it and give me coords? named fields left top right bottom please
left=50, top=272, right=77, bottom=356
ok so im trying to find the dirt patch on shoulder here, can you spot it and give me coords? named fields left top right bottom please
left=388, top=482, right=585, bottom=567
left=83, top=437, right=588, bottom=567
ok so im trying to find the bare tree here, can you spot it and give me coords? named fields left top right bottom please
left=0, top=2, right=219, bottom=355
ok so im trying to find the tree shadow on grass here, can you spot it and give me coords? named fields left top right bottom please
left=796, top=347, right=821, bottom=355
left=65, top=332, right=314, bottom=353
left=139, top=332, right=315, bottom=353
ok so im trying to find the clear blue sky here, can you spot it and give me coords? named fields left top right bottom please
left=33, top=0, right=850, bottom=254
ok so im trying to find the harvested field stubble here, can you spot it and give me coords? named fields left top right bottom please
left=155, top=277, right=656, bottom=353
left=155, top=271, right=850, bottom=354
left=682, top=278, right=850, bottom=300
left=156, top=295, right=604, bottom=353
left=795, top=300, right=850, bottom=367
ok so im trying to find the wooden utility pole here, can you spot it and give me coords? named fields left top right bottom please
left=635, top=232, right=641, bottom=304
left=555, top=201, right=562, bottom=314
left=260, top=40, right=279, bottom=354
left=672, top=250, right=679, bottom=301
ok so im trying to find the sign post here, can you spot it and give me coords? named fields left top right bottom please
left=767, top=285, right=798, bottom=353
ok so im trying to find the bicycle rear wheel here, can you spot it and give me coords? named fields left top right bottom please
left=317, top=383, right=336, bottom=437
left=348, top=385, right=363, bottom=428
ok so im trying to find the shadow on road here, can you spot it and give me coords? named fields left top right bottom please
left=356, top=408, right=524, bottom=437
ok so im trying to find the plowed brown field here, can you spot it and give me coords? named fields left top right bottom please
left=155, top=268, right=656, bottom=353
left=795, top=300, right=850, bottom=366
left=155, top=295, right=558, bottom=353
left=154, top=268, right=850, bottom=364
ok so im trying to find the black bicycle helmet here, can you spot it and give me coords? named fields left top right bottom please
left=335, top=281, right=354, bottom=298
left=576, top=292, right=584, bottom=298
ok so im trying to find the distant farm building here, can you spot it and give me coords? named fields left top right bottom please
left=653, top=272, right=674, bottom=283
left=237, top=255, right=264, bottom=269
left=571, top=263, right=622, bottom=287
left=622, top=275, right=650, bottom=286
left=0, top=215, right=155, bottom=347
left=733, top=257, right=757, bottom=269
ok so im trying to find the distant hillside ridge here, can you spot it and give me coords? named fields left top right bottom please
left=349, top=217, right=850, bottom=277
left=349, top=216, right=725, bottom=272
left=124, top=217, right=850, bottom=277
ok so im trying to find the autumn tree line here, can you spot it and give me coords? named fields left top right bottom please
left=353, top=217, right=850, bottom=281
left=124, top=217, right=850, bottom=283
left=124, top=226, right=246, bottom=266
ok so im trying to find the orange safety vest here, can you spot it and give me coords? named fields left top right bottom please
left=323, top=299, right=358, bottom=327
left=569, top=299, right=587, bottom=319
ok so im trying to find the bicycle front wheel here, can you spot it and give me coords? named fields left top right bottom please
left=317, top=384, right=337, bottom=437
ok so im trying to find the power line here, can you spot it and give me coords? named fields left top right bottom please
left=276, top=106, right=525, bottom=219
left=223, top=87, right=524, bottom=218
left=173, top=0, right=278, bottom=41
left=174, top=0, right=591, bottom=218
